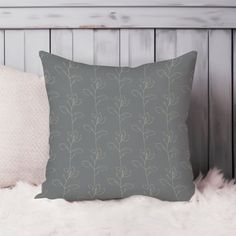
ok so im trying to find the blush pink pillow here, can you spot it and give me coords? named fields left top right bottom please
left=0, top=66, right=49, bottom=187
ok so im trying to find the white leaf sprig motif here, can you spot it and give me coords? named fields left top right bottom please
left=155, top=58, right=184, bottom=200
left=107, top=68, right=133, bottom=198
left=53, top=62, right=83, bottom=199
left=131, top=65, right=158, bottom=196
left=82, top=66, right=108, bottom=199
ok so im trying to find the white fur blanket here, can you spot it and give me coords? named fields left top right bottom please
left=0, top=169, right=235, bottom=236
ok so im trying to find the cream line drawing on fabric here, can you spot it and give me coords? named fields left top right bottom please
left=107, top=69, right=133, bottom=198
left=43, top=70, right=61, bottom=185
left=132, top=66, right=158, bottom=196
left=83, top=67, right=108, bottom=199
left=46, top=111, right=59, bottom=178
left=52, top=62, right=83, bottom=198
left=156, top=59, right=183, bottom=200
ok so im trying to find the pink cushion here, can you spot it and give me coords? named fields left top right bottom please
left=0, top=66, right=49, bottom=187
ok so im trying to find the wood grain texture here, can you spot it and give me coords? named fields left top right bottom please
left=5, top=30, right=49, bottom=75
left=1, top=0, right=236, bottom=7
left=156, top=30, right=177, bottom=60
left=0, top=7, right=236, bottom=28
left=120, top=29, right=154, bottom=66
left=234, top=30, right=236, bottom=178
left=51, top=29, right=94, bottom=64
left=209, top=30, right=233, bottom=178
left=73, top=29, right=94, bottom=64
left=0, top=31, right=4, bottom=65
left=51, top=30, right=73, bottom=60
left=24, top=30, right=49, bottom=75
left=94, top=29, right=119, bottom=66
left=5, top=30, right=25, bottom=70
left=176, top=30, right=209, bottom=177
left=119, top=29, right=129, bottom=67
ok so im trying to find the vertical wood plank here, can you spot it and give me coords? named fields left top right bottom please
left=120, top=29, right=154, bottom=67
left=51, top=29, right=73, bottom=60
left=94, top=29, right=119, bottom=66
left=0, top=30, right=4, bottom=65
left=72, top=29, right=94, bottom=64
left=5, top=30, right=25, bottom=71
left=209, top=29, right=232, bottom=179
left=176, top=30, right=209, bottom=177
left=5, top=30, right=49, bottom=75
left=24, top=30, right=49, bottom=75
left=120, top=29, right=129, bottom=66
left=156, top=30, right=177, bottom=61
left=233, top=30, right=236, bottom=178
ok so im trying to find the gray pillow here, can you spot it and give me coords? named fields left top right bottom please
left=36, top=51, right=197, bottom=201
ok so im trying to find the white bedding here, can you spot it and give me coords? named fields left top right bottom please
left=0, top=168, right=235, bottom=236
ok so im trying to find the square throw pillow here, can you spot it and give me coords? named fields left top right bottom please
left=36, top=51, right=197, bottom=201
left=0, top=66, right=49, bottom=187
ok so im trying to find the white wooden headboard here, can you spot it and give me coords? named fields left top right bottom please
left=1, top=0, right=236, bottom=179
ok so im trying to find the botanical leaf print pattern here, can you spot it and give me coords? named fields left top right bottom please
left=155, top=59, right=185, bottom=200
left=82, top=66, right=108, bottom=199
left=131, top=65, right=158, bottom=196
left=107, top=69, right=133, bottom=198
left=37, top=51, right=197, bottom=202
left=52, top=62, right=83, bottom=198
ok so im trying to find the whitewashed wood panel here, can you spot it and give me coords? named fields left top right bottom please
left=94, top=30, right=119, bottom=66
left=234, top=30, right=236, bottom=177
left=1, top=7, right=236, bottom=28
left=156, top=30, right=177, bottom=60
left=176, top=30, right=209, bottom=177
left=24, top=30, right=49, bottom=75
left=1, top=0, right=236, bottom=7
left=5, top=30, right=25, bottom=70
left=119, top=30, right=129, bottom=67
left=120, top=29, right=154, bottom=67
left=0, top=31, right=4, bottom=65
left=51, top=29, right=95, bottom=63
left=209, top=30, right=232, bottom=178
left=5, top=30, right=49, bottom=75
left=51, top=30, right=73, bottom=60
left=72, top=29, right=94, bottom=64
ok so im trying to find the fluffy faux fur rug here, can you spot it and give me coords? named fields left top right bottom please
left=0, top=168, right=235, bottom=236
